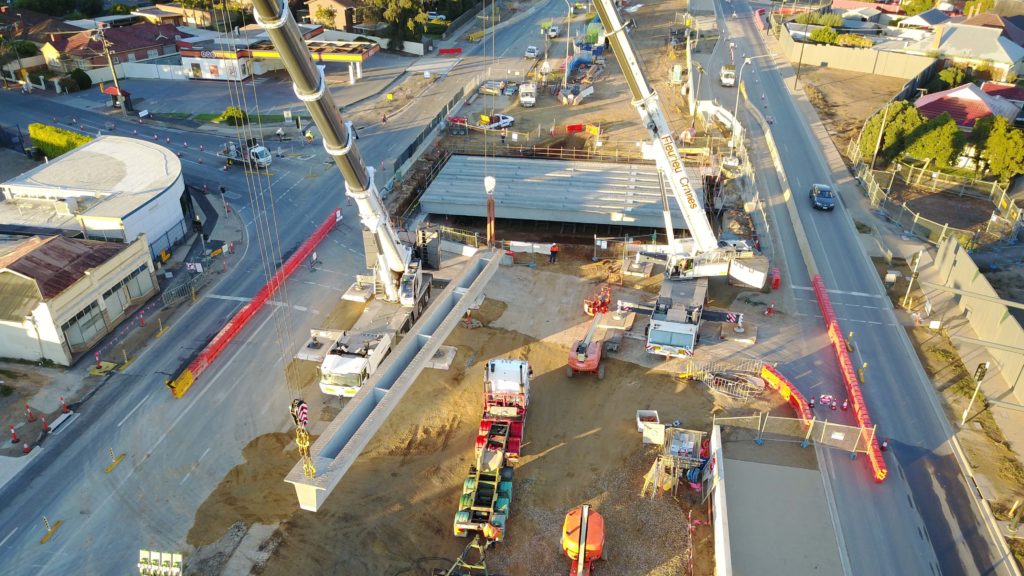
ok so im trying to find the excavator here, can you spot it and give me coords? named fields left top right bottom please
left=562, top=505, right=606, bottom=576
left=590, top=0, right=768, bottom=289
left=250, top=0, right=427, bottom=309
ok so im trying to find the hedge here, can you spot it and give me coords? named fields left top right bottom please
left=28, top=123, right=94, bottom=159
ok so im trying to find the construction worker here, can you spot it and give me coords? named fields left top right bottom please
left=381, top=112, right=388, bottom=124
left=275, top=127, right=285, bottom=141
left=501, top=128, right=507, bottom=144
left=549, top=242, right=559, bottom=263
left=482, top=522, right=502, bottom=542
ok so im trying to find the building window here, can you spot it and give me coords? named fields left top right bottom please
left=163, top=45, right=176, bottom=55
left=147, top=49, right=159, bottom=59
left=128, top=53, right=137, bottom=62
left=101, top=264, right=153, bottom=320
left=60, top=301, right=106, bottom=349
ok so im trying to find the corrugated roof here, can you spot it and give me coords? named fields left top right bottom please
left=0, top=236, right=127, bottom=300
left=0, top=270, right=41, bottom=322
left=915, top=82, right=1021, bottom=127
left=961, top=13, right=1024, bottom=47
left=900, top=9, right=951, bottom=28
left=981, top=81, right=1024, bottom=102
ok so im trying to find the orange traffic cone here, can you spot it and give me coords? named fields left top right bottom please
left=60, top=397, right=68, bottom=414
left=41, top=417, right=49, bottom=433
left=22, top=443, right=31, bottom=454
left=10, top=424, right=18, bottom=444
left=25, top=404, right=35, bottom=422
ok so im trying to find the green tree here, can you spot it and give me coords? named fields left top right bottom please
left=902, top=0, right=934, bottom=16
left=859, top=101, right=926, bottom=164
left=794, top=12, right=843, bottom=27
left=70, top=68, right=92, bottom=90
left=964, top=0, right=995, bottom=15
left=938, top=66, right=966, bottom=88
left=836, top=33, right=872, bottom=48
left=809, top=26, right=838, bottom=45
left=109, top=3, right=132, bottom=14
left=313, top=5, right=338, bottom=28
left=28, top=123, right=94, bottom=158
left=216, top=106, right=249, bottom=126
left=982, top=116, right=1024, bottom=181
left=904, top=113, right=964, bottom=166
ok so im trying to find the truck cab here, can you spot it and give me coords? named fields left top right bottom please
left=519, top=82, right=537, bottom=107
left=645, top=278, right=708, bottom=358
left=317, top=331, right=393, bottom=397
left=719, top=64, right=736, bottom=87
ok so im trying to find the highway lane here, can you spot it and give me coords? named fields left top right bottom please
left=714, top=2, right=1014, bottom=574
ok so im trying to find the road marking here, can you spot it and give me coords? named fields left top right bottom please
left=0, top=527, right=17, bottom=548
left=207, top=293, right=314, bottom=312
left=117, top=392, right=152, bottom=428
left=180, top=447, right=213, bottom=485
left=791, top=285, right=880, bottom=298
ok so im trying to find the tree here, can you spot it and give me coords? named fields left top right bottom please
left=216, top=106, right=248, bottom=126
left=70, top=68, right=92, bottom=90
left=28, top=123, right=94, bottom=158
left=859, top=101, right=926, bottom=163
left=836, top=33, right=872, bottom=48
left=964, top=0, right=995, bottom=15
left=902, top=0, right=934, bottom=16
left=938, top=66, right=966, bottom=88
left=109, top=3, right=132, bottom=14
left=809, top=26, right=838, bottom=45
left=982, top=116, right=1024, bottom=181
left=904, top=113, right=964, bottom=167
left=313, top=5, right=338, bottom=28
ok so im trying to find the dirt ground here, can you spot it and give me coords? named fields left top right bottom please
left=798, top=66, right=908, bottom=160
left=885, top=178, right=996, bottom=232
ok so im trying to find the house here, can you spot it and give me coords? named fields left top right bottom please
left=914, top=82, right=1021, bottom=129
left=0, top=7, right=82, bottom=45
left=980, top=80, right=1024, bottom=106
left=0, top=234, right=158, bottom=366
left=132, top=5, right=185, bottom=26
left=152, top=3, right=215, bottom=28
left=903, top=24, right=1024, bottom=81
left=898, top=8, right=951, bottom=29
left=306, top=0, right=362, bottom=31
left=841, top=6, right=882, bottom=23
left=41, top=23, right=181, bottom=73
left=957, top=12, right=1024, bottom=47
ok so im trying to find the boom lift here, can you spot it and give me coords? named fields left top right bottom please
left=251, top=0, right=424, bottom=306
left=562, top=505, right=606, bottom=576
left=590, top=0, right=767, bottom=288
left=567, top=313, right=606, bottom=379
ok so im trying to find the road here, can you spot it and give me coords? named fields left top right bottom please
left=0, top=2, right=578, bottom=573
left=703, top=1, right=1016, bottom=574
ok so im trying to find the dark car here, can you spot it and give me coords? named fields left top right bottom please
left=809, top=184, right=835, bottom=211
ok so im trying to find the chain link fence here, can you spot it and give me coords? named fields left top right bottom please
left=714, top=413, right=875, bottom=454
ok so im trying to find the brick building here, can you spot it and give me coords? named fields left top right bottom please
left=41, top=23, right=181, bottom=73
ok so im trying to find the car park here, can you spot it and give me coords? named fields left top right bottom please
left=809, top=183, right=835, bottom=211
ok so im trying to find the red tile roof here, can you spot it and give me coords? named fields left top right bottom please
left=50, top=23, right=180, bottom=58
left=0, top=236, right=127, bottom=300
left=981, top=81, right=1024, bottom=102
left=916, top=83, right=1022, bottom=127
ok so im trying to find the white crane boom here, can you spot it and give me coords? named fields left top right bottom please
left=251, top=0, right=409, bottom=301
left=590, top=0, right=719, bottom=255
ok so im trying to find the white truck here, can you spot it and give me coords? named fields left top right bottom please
left=719, top=64, right=736, bottom=87
left=519, top=82, right=537, bottom=107
left=645, top=278, right=707, bottom=358
left=295, top=329, right=393, bottom=397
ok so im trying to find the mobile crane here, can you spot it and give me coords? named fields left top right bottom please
left=251, top=0, right=426, bottom=306
left=591, top=0, right=767, bottom=289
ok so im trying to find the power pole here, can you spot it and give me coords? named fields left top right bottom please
left=96, top=25, right=127, bottom=118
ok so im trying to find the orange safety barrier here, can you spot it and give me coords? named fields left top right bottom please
left=812, top=275, right=888, bottom=483
left=761, top=364, right=813, bottom=424
left=169, top=209, right=340, bottom=398
left=565, top=123, right=584, bottom=133
left=439, top=47, right=462, bottom=56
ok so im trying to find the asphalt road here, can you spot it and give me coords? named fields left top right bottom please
left=0, top=3, right=577, bottom=573
left=706, top=2, right=1015, bottom=574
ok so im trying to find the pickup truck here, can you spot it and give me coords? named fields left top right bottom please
left=547, top=24, right=560, bottom=38
left=479, top=114, right=515, bottom=130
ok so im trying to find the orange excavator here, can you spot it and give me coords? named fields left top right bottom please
left=583, top=285, right=611, bottom=317
left=567, top=312, right=605, bottom=380
left=562, top=505, right=605, bottom=576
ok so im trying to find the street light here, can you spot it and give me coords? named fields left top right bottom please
left=731, top=54, right=771, bottom=150
left=961, top=362, right=990, bottom=426
left=688, top=62, right=705, bottom=131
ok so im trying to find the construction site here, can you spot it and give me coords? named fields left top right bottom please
left=162, top=0, right=873, bottom=573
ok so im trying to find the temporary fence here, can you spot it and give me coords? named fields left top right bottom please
left=851, top=159, right=1018, bottom=247
left=713, top=413, right=875, bottom=455
left=812, top=274, right=887, bottom=482
left=161, top=256, right=216, bottom=307
left=166, top=209, right=340, bottom=398
left=678, top=357, right=769, bottom=401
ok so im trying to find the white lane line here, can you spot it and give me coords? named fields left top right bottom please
left=791, top=285, right=880, bottom=298
left=117, top=392, right=153, bottom=428
left=0, top=527, right=18, bottom=548
left=180, top=447, right=213, bottom=485
left=198, top=447, right=211, bottom=462
left=207, top=294, right=251, bottom=303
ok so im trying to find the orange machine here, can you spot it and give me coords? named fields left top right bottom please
left=583, top=285, right=611, bottom=317
left=562, top=505, right=605, bottom=576
left=567, top=313, right=605, bottom=380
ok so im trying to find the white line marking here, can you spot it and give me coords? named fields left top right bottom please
left=179, top=471, right=192, bottom=485
left=792, top=286, right=880, bottom=298
left=117, top=393, right=152, bottom=428
left=198, top=447, right=211, bottom=462
left=180, top=447, right=212, bottom=485
left=0, top=527, right=18, bottom=548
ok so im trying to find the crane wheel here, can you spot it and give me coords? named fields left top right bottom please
left=566, top=366, right=574, bottom=378
left=597, top=363, right=606, bottom=380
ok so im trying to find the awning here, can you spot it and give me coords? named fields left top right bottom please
left=101, top=85, right=130, bottom=96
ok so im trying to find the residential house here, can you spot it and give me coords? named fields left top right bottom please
left=132, top=6, right=185, bottom=26
left=957, top=12, right=1024, bottom=46
left=904, top=24, right=1024, bottom=81
left=153, top=3, right=215, bottom=28
left=0, top=7, right=82, bottom=45
left=306, top=0, right=362, bottom=32
left=841, top=6, right=882, bottom=23
left=41, top=23, right=181, bottom=73
left=914, top=82, right=1021, bottom=129
left=980, top=80, right=1024, bottom=121
left=898, top=8, right=951, bottom=29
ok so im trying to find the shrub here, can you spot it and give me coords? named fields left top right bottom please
left=28, top=123, right=94, bottom=159
left=836, top=33, right=872, bottom=48
left=938, top=66, right=966, bottom=88
left=70, top=68, right=92, bottom=90
left=57, top=76, right=79, bottom=93
left=12, top=40, right=38, bottom=57
left=216, top=106, right=248, bottom=126
left=809, top=26, right=838, bottom=45
left=794, top=12, right=843, bottom=27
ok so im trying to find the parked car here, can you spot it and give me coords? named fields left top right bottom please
left=479, top=114, right=515, bottom=130
left=809, top=183, right=835, bottom=211
left=427, top=11, right=446, bottom=20
left=547, top=24, right=560, bottom=38
left=503, top=82, right=519, bottom=96
left=478, top=80, right=505, bottom=95
left=525, top=45, right=539, bottom=59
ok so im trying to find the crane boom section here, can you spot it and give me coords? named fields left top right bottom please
left=251, top=0, right=409, bottom=282
left=589, top=0, right=719, bottom=253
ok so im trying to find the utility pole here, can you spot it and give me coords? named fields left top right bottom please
left=869, top=102, right=891, bottom=170
left=901, top=249, right=923, bottom=309
left=96, top=25, right=127, bottom=118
